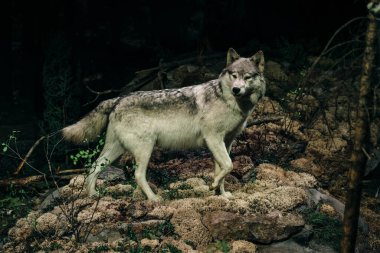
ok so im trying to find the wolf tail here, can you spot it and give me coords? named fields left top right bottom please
left=62, top=98, right=120, bottom=144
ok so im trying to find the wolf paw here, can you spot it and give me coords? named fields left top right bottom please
left=149, top=194, right=164, bottom=202
left=209, top=182, right=219, bottom=191
left=87, top=189, right=100, bottom=198
left=221, top=191, right=233, bottom=198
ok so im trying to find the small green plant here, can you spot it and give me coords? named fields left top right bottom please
left=248, top=169, right=257, bottom=183
left=165, top=184, right=193, bottom=200
left=160, top=243, right=182, bottom=253
left=183, top=240, right=196, bottom=249
left=70, top=137, right=105, bottom=167
left=44, top=241, right=63, bottom=252
left=0, top=184, right=33, bottom=239
left=1, top=131, right=19, bottom=153
left=206, top=240, right=230, bottom=253
left=126, top=225, right=138, bottom=242
left=140, top=220, right=178, bottom=240
left=215, top=240, right=230, bottom=253
left=148, top=169, right=178, bottom=188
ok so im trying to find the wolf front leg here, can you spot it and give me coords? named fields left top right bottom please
left=205, top=137, right=233, bottom=197
left=213, top=141, right=233, bottom=198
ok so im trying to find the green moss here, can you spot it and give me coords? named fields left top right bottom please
left=303, top=208, right=342, bottom=251
left=206, top=240, right=230, bottom=253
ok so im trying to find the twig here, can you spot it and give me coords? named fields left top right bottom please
left=84, top=85, right=122, bottom=106
left=56, top=168, right=85, bottom=174
left=302, top=16, right=367, bottom=86
left=14, top=136, right=46, bottom=175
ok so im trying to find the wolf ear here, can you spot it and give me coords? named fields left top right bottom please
left=226, top=48, right=240, bottom=66
left=250, top=50, right=265, bottom=73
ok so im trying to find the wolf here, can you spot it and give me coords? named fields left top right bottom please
left=62, top=48, right=266, bottom=201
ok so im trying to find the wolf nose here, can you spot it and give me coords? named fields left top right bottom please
left=232, top=87, right=241, bottom=95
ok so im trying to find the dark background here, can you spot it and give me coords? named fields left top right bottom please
left=0, top=0, right=367, bottom=142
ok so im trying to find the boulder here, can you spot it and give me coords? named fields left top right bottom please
left=202, top=210, right=304, bottom=243
left=231, top=240, right=257, bottom=253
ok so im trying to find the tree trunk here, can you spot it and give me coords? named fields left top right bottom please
left=340, top=10, right=377, bottom=253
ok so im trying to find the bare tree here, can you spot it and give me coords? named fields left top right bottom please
left=340, top=1, right=378, bottom=252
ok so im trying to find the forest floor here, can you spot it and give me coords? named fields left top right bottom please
left=0, top=53, right=379, bottom=252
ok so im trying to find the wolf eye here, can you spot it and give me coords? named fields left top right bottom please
left=244, top=76, right=252, bottom=81
left=231, top=73, right=238, bottom=79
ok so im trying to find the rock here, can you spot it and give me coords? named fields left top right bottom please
left=98, top=166, right=126, bottom=181
left=68, top=175, right=86, bottom=188
left=266, top=61, right=288, bottom=81
left=77, top=197, right=122, bottom=223
left=147, top=206, right=177, bottom=219
left=202, top=210, right=304, bottom=244
left=141, top=238, right=160, bottom=249
left=320, top=203, right=338, bottom=217
left=164, top=186, right=213, bottom=199
left=170, top=204, right=212, bottom=246
left=126, top=200, right=157, bottom=219
left=181, top=177, right=207, bottom=188
left=39, top=189, right=61, bottom=210
left=306, top=137, right=348, bottom=157
left=132, top=187, right=147, bottom=201
left=292, top=224, right=313, bottom=246
left=287, top=94, right=319, bottom=115
left=259, top=239, right=337, bottom=252
left=128, top=220, right=166, bottom=235
left=161, top=237, right=197, bottom=252
left=290, top=158, right=323, bottom=177
left=106, top=184, right=134, bottom=196
left=35, top=213, right=58, bottom=234
left=247, top=186, right=308, bottom=213
left=166, top=177, right=213, bottom=199
left=232, top=155, right=254, bottom=178
left=86, top=228, right=123, bottom=243
left=307, top=189, right=368, bottom=233
left=2, top=242, right=29, bottom=253
left=258, top=240, right=316, bottom=253
left=309, top=240, right=338, bottom=253
left=252, top=97, right=284, bottom=115
left=256, top=163, right=317, bottom=188
left=8, top=218, right=33, bottom=242
left=230, top=240, right=257, bottom=253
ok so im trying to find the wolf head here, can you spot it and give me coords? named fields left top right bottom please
left=220, top=48, right=266, bottom=100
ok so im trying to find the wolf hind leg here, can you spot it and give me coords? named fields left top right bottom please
left=86, top=138, right=124, bottom=196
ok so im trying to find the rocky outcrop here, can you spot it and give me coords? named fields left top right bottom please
left=3, top=160, right=338, bottom=252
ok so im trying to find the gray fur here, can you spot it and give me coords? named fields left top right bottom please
left=63, top=49, right=266, bottom=201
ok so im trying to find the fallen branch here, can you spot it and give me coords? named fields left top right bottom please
left=0, top=174, right=80, bottom=187
left=14, top=136, right=46, bottom=175
left=0, top=175, right=45, bottom=186
left=246, top=116, right=284, bottom=128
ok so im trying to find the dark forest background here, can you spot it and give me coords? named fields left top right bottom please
left=0, top=0, right=368, bottom=174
